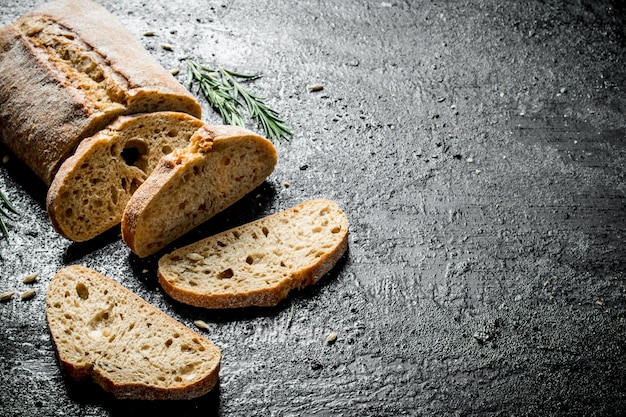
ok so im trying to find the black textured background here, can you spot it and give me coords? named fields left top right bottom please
left=0, top=0, right=625, bottom=416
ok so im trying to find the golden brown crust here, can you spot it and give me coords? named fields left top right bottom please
left=0, top=24, right=120, bottom=184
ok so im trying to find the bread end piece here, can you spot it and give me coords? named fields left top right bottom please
left=157, top=199, right=349, bottom=309
left=46, top=265, right=221, bottom=400
left=122, top=125, right=278, bottom=258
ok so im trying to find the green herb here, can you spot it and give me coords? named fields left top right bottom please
left=286, top=301, right=295, bottom=328
left=186, top=60, right=292, bottom=143
left=0, top=189, right=18, bottom=238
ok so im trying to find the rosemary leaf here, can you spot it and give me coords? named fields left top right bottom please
left=0, top=216, right=8, bottom=238
left=0, top=189, right=17, bottom=238
left=186, top=60, right=292, bottom=142
left=0, top=189, right=17, bottom=214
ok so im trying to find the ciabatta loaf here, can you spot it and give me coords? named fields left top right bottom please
left=0, top=0, right=201, bottom=184
left=122, top=125, right=278, bottom=258
left=46, top=265, right=221, bottom=400
left=157, top=199, right=348, bottom=309
left=47, top=112, right=205, bottom=242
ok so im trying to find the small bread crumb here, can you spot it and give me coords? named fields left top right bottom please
left=326, top=332, right=337, bottom=344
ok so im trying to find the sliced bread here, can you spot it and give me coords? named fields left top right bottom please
left=121, top=125, right=278, bottom=258
left=46, top=112, right=205, bottom=242
left=0, top=0, right=201, bottom=184
left=46, top=265, right=221, bottom=400
left=157, top=199, right=349, bottom=309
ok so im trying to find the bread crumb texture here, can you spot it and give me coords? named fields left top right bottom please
left=158, top=199, right=349, bottom=308
left=46, top=265, right=220, bottom=400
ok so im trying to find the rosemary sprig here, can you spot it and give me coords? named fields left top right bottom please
left=0, top=189, right=18, bottom=238
left=186, top=60, right=292, bottom=143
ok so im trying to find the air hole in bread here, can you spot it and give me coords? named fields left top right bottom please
left=312, top=226, right=322, bottom=233
left=331, top=226, right=341, bottom=234
left=246, top=256, right=254, bottom=265
left=165, top=338, right=173, bottom=347
left=232, top=231, right=241, bottom=239
left=162, top=145, right=173, bottom=154
left=218, top=268, right=234, bottom=279
left=217, top=241, right=226, bottom=248
left=121, top=140, right=148, bottom=171
left=167, top=129, right=178, bottom=138
left=221, top=156, right=231, bottom=166
left=75, top=282, right=89, bottom=300
left=65, top=208, right=73, bottom=218
left=262, top=227, right=269, bottom=237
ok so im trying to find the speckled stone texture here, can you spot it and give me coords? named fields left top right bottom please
left=0, top=0, right=624, bottom=416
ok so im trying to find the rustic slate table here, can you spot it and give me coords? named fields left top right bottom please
left=1, top=0, right=624, bottom=415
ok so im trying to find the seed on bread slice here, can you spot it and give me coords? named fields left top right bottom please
left=157, top=199, right=348, bottom=309
left=121, top=125, right=278, bottom=258
left=46, top=112, right=205, bottom=242
left=46, top=265, right=221, bottom=400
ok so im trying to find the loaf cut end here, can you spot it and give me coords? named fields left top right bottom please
left=122, top=126, right=278, bottom=258
left=46, top=265, right=221, bottom=400
left=157, top=199, right=349, bottom=309
left=47, top=112, right=205, bottom=242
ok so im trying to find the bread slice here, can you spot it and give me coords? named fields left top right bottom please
left=0, top=0, right=201, bottom=184
left=46, top=265, right=221, bottom=400
left=157, top=199, right=349, bottom=309
left=46, top=112, right=205, bottom=242
left=122, top=125, right=278, bottom=258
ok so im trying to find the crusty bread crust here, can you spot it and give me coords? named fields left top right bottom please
left=157, top=199, right=349, bottom=309
left=46, top=265, right=221, bottom=400
left=0, top=0, right=201, bottom=184
left=121, top=125, right=278, bottom=258
left=0, top=23, right=120, bottom=185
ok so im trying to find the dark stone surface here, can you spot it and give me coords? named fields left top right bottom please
left=1, top=0, right=625, bottom=415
